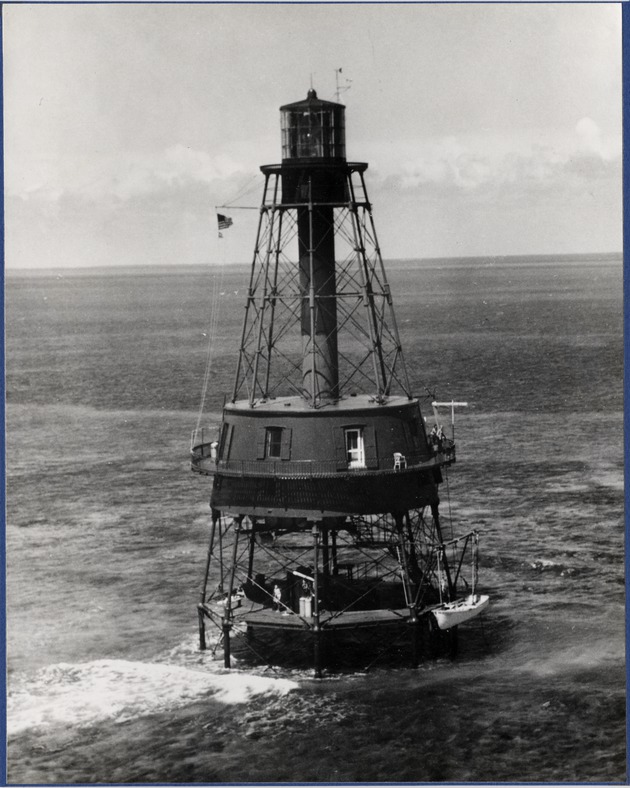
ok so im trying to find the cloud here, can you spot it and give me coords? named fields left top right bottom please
left=112, top=145, right=246, bottom=201
left=375, top=122, right=620, bottom=200
left=574, top=116, right=618, bottom=160
left=8, top=116, right=619, bottom=214
left=6, top=142, right=263, bottom=206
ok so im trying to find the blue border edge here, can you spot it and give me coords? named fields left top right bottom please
left=623, top=2, right=629, bottom=784
left=0, top=3, right=7, bottom=783
left=0, top=5, right=625, bottom=787
left=1, top=3, right=7, bottom=784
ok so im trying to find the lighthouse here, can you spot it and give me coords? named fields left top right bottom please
left=192, top=89, right=485, bottom=676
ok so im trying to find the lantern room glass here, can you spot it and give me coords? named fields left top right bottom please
left=281, top=107, right=346, bottom=160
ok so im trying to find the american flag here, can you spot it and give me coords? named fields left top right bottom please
left=217, top=213, right=233, bottom=231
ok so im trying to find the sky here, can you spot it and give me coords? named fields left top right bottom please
left=4, top=3, right=622, bottom=268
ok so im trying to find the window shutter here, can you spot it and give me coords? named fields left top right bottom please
left=256, top=428, right=266, bottom=459
left=218, top=424, right=227, bottom=458
left=222, top=423, right=234, bottom=461
left=280, top=428, right=292, bottom=460
left=333, top=427, right=347, bottom=470
left=364, top=426, right=378, bottom=469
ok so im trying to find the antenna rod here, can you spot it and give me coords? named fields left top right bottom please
left=432, top=400, right=469, bottom=441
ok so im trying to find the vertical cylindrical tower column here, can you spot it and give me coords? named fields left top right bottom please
left=298, top=204, right=338, bottom=400
left=280, top=90, right=346, bottom=403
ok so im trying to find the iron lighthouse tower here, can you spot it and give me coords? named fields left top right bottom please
left=192, top=89, right=484, bottom=675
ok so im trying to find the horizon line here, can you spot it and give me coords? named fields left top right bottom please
left=4, top=250, right=624, bottom=274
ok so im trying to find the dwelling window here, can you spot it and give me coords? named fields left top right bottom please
left=345, top=428, right=365, bottom=469
left=265, top=427, right=283, bottom=459
left=257, top=426, right=292, bottom=460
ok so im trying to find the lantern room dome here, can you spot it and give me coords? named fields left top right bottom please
left=279, top=89, right=344, bottom=112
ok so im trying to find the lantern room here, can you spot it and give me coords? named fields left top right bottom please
left=280, top=89, right=346, bottom=161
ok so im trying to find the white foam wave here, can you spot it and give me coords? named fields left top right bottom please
left=514, top=641, right=625, bottom=678
left=8, top=659, right=298, bottom=736
left=529, top=558, right=561, bottom=570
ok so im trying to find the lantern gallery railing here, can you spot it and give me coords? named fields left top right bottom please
left=191, top=442, right=456, bottom=476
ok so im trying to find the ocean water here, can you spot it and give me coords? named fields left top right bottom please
left=5, top=254, right=625, bottom=783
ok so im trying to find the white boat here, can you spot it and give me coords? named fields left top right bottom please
left=433, top=594, right=490, bottom=630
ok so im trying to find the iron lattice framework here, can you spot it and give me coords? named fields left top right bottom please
left=198, top=506, right=480, bottom=671
left=231, top=164, right=413, bottom=407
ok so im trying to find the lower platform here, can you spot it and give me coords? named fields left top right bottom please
left=198, top=598, right=459, bottom=675
left=201, top=602, right=414, bottom=631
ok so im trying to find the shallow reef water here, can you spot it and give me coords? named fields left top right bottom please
left=5, top=255, right=625, bottom=783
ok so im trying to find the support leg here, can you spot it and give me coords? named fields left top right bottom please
left=431, top=503, right=455, bottom=601
left=331, top=527, right=339, bottom=575
left=223, top=621, right=231, bottom=668
left=313, top=628, right=322, bottom=679
left=198, top=607, right=207, bottom=651
left=222, top=518, right=242, bottom=670
left=198, top=508, right=219, bottom=653
left=200, top=508, right=219, bottom=606
left=410, top=613, right=420, bottom=669
left=312, top=522, right=323, bottom=678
